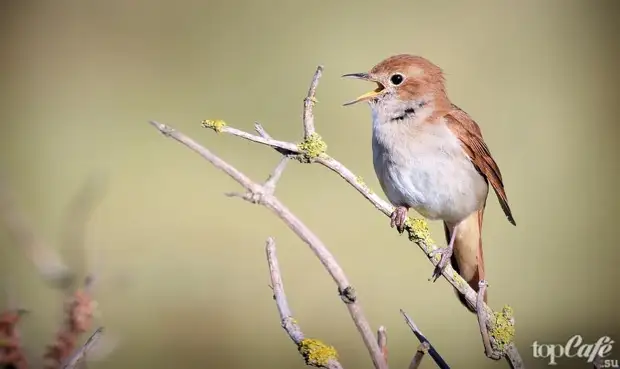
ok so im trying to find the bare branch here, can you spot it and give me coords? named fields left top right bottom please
left=264, top=157, right=289, bottom=194
left=266, top=238, right=343, bottom=369
left=477, top=280, right=502, bottom=360
left=377, top=326, right=388, bottom=364
left=0, top=175, right=73, bottom=286
left=504, top=344, right=525, bottom=369
left=303, top=66, right=323, bottom=138
left=401, top=309, right=450, bottom=369
left=148, top=120, right=387, bottom=369
left=61, top=327, right=104, bottom=369
left=408, top=342, right=429, bottom=369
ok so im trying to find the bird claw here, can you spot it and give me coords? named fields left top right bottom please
left=429, top=246, right=453, bottom=282
left=390, top=207, right=409, bottom=234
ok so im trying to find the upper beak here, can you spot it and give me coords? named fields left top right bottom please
left=342, top=73, right=385, bottom=106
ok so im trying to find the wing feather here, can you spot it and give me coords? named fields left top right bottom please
left=445, top=105, right=516, bottom=225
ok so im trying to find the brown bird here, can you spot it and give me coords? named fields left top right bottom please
left=343, top=55, right=515, bottom=311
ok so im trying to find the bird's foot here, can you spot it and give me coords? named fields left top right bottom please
left=429, top=245, right=454, bottom=282
left=390, top=206, right=409, bottom=234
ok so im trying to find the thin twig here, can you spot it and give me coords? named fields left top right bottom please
left=61, top=327, right=104, bottom=369
left=408, top=342, right=430, bottom=369
left=264, top=157, right=289, bottom=194
left=266, top=238, right=343, bottom=369
left=302, top=66, right=323, bottom=138
left=377, top=326, right=388, bottom=364
left=198, top=68, right=524, bottom=367
left=401, top=309, right=450, bottom=369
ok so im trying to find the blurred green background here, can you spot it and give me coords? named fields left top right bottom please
left=1, top=0, right=619, bottom=368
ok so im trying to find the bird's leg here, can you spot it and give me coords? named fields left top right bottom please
left=390, top=206, right=409, bottom=234
left=429, top=223, right=458, bottom=281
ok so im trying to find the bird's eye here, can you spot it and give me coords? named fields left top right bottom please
left=390, top=73, right=404, bottom=86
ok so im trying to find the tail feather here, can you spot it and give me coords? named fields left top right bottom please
left=445, top=208, right=486, bottom=312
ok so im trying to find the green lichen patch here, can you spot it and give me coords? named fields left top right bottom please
left=298, top=338, right=338, bottom=367
left=405, top=217, right=434, bottom=244
left=489, top=305, right=515, bottom=352
left=201, top=119, right=227, bottom=133
left=296, top=133, right=327, bottom=163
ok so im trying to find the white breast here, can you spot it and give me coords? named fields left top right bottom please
left=371, top=110, right=488, bottom=223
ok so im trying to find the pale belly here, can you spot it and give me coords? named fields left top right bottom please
left=372, top=125, right=488, bottom=223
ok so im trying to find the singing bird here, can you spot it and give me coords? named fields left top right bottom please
left=343, top=55, right=515, bottom=311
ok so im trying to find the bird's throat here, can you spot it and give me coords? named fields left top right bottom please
left=390, top=100, right=428, bottom=122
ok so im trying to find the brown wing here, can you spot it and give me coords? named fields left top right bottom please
left=445, top=105, right=516, bottom=225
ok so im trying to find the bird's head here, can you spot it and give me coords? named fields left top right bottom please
left=342, top=54, right=447, bottom=110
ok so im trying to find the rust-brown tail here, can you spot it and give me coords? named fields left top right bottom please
left=444, top=208, right=486, bottom=313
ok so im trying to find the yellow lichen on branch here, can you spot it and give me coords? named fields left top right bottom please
left=489, top=305, right=515, bottom=352
left=296, top=133, right=327, bottom=163
left=298, top=338, right=338, bottom=367
left=404, top=217, right=434, bottom=245
left=201, top=119, right=227, bottom=133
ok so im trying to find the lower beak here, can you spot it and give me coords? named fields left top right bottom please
left=342, top=73, right=385, bottom=106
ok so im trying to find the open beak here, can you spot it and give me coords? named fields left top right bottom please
left=341, top=73, right=385, bottom=106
